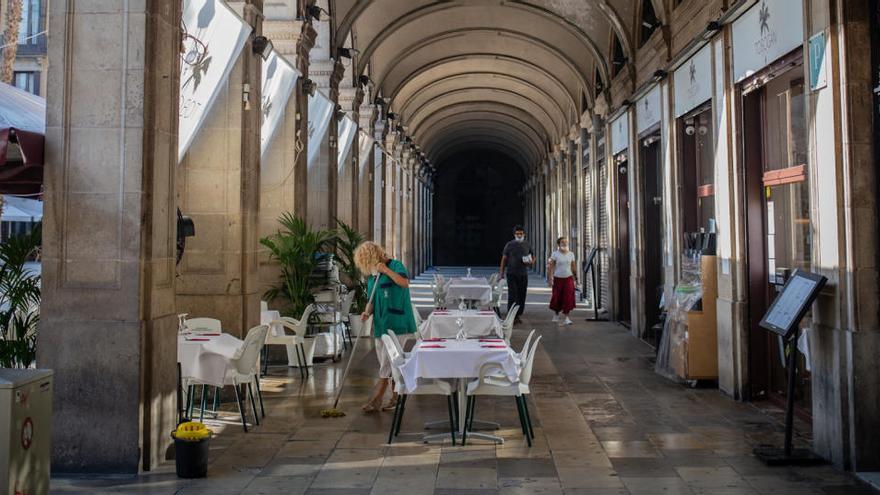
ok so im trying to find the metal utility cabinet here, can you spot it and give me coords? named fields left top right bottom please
left=0, top=369, right=53, bottom=495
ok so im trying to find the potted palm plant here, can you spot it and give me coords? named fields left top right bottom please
left=334, top=220, right=367, bottom=335
left=260, top=214, right=335, bottom=318
left=0, top=224, right=41, bottom=368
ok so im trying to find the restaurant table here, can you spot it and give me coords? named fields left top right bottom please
left=444, top=277, right=493, bottom=305
left=178, top=333, right=243, bottom=388
left=399, top=338, right=519, bottom=444
left=419, top=309, right=503, bottom=339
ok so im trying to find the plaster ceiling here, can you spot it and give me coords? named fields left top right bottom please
left=325, top=0, right=650, bottom=171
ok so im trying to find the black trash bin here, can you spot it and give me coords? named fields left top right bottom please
left=172, top=433, right=211, bottom=478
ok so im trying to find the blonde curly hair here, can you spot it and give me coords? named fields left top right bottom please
left=354, top=241, right=388, bottom=275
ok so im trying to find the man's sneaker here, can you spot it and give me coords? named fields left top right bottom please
left=564, top=317, right=573, bottom=325
left=551, top=314, right=560, bottom=322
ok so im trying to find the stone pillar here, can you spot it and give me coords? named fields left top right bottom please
left=39, top=0, right=181, bottom=473
left=359, top=104, right=377, bottom=236
left=292, top=22, right=316, bottom=219
left=337, top=84, right=362, bottom=229
left=306, top=58, right=344, bottom=229
left=175, top=1, right=263, bottom=337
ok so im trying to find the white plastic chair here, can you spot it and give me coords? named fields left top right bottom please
left=463, top=335, right=542, bottom=446
left=187, top=325, right=269, bottom=432
left=262, top=304, right=315, bottom=378
left=184, top=317, right=222, bottom=333
left=501, top=304, right=519, bottom=343
left=339, top=291, right=357, bottom=348
left=386, top=329, right=410, bottom=359
left=382, top=334, right=457, bottom=445
left=518, top=329, right=537, bottom=362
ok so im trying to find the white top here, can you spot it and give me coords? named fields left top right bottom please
left=419, top=309, right=503, bottom=339
left=398, top=339, right=519, bottom=392
left=550, top=250, right=576, bottom=278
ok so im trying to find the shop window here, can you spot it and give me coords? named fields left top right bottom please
left=611, top=34, right=626, bottom=78
left=678, top=105, right=714, bottom=235
left=639, top=0, right=660, bottom=47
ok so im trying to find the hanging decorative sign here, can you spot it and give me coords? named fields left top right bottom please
left=337, top=115, right=358, bottom=168
left=307, top=91, right=334, bottom=169
left=674, top=44, right=712, bottom=118
left=178, top=0, right=251, bottom=162
left=732, top=0, right=804, bottom=83
left=260, top=50, right=299, bottom=158
left=636, top=85, right=661, bottom=134
left=610, top=112, right=629, bottom=155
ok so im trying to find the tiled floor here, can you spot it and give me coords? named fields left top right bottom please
left=52, top=269, right=878, bottom=494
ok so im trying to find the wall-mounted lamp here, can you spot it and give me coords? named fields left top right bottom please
left=337, top=47, right=360, bottom=59
left=651, top=69, right=667, bottom=82
left=702, top=21, right=721, bottom=40
left=252, top=35, right=273, bottom=60
left=335, top=104, right=345, bottom=121
left=387, top=112, right=398, bottom=121
left=301, top=78, right=317, bottom=97
left=359, top=75, right=374, bottom=88
left=307, top=4, right=329, bottom=21
left=621, top=99, right=633, bottom=108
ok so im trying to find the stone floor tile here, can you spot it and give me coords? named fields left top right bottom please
left=555, top=466, right=624, bottom=489
left=498, top=477, right=564, bottom=495
left=621, top=476, right=694, bottom=495
left=600, top=440, right=663, bottom=458
left=240, top=475, right=312, bottom=495
left=435, top=466, right=499, bottom=489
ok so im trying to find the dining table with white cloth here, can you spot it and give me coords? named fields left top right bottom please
left=178, top=333, right=243, bottom=388
left=419, top=309, right=503, bottom=339
left=398, top=338, right=519, bottom=444
left=444, top=277, right=493, bottom=305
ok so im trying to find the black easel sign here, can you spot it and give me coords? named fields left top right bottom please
left=759, top=270, right=827, bottom=338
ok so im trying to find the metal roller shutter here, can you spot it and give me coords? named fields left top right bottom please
left=597, top=159, right=610, bottom=312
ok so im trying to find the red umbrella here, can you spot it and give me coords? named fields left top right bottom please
left=0, top=82, right=45, bottom=196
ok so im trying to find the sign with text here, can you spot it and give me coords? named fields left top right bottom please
left=674, top=44, right=712, bottom=118
left=178, top=0, right=251, bottom=162
left=260, top=51, right=300, bottom=158
left=732, top=0, right=804, bottom=83
left=759, top=270, right=827, bottom=338
left=636, top=85, right=661, bottom=134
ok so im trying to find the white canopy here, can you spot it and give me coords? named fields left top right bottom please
left=357, top=130, right=374, bottom=178
left=336, top=116, right=357, bottom=169
left=260, top=51, right=300, bottom=158
left=307, top=91, right=334, bottom=170
left=2, top=196, right=42, bottom=222
left=178, top=0, right=251, bottom=162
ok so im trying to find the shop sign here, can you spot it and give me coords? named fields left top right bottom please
left=732, top=0, right=804, bottom=83
left=610, top=112, right=629, bottom=155
left=636, top=85, right=661, bottom=134
left=260, top=51, right=300, bottom=158
left=178, top=0, right=251, bottom=162
left=808, top=31, right=827, bottom=90
left=674, top=45, right=712, bottom=118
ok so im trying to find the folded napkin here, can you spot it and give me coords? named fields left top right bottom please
left=420, top=344, right=446, bottom=349
left=479, top=339, right=504, bottom=342
left=422, top=338, right=445, bottom=342
left=199, top=333, right=221, bottom=336
left=187, top=338, right=210, bottom=342
left=481, top=345, right=507, bottom=349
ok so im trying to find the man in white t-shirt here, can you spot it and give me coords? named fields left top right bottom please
left=547, top=236, right=577, bottom=325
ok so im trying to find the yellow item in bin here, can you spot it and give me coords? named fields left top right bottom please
left=173, top=421, right=212, bottom=441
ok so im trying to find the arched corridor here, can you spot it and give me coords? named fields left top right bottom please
left=12, top=0, right=880, bottom=490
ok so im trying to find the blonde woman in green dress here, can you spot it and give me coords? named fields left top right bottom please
left=355, top=241, right=418, bottom=413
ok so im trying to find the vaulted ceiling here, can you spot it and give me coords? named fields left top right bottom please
left=325, top=0, right=655, bottom=172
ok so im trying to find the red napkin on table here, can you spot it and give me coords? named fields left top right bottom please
left=479, top=339, right=503, bottom=342
left=481, top=345, right=507, bottom=349
left=199, top=333, right=221, bottom=336
left=187, top=338, right=210, bottom=342
left=422, top=338, right=445, bottom=342
left=420, top=344, right=446, bottom=348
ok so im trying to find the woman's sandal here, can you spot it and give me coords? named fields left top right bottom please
left=381, top=396, right=398, bottom=412
left=361, top=401, right=380, bottom=413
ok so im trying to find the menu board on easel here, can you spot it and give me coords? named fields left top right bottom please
left=759, top=270, right=827, bottom=338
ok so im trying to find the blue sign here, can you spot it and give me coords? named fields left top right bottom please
left=809, top=31, right=827, bottom=90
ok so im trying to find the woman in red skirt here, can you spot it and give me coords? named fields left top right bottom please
left=547, top=236, right=577, bottom=325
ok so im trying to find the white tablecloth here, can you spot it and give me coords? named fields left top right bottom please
left=398, top=339, right=519, bottom=392
left=444, top=277, right=492, bottom=304
left=261, top=309, right=282, bottom=336
left=419, top=310, right=502, bottom=339
left=178, top=333, right=243, bottom=387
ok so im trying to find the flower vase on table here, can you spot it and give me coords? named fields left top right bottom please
left=455, top=318, right=466, bottom=341
left=458, top=297, right=467, bottom=312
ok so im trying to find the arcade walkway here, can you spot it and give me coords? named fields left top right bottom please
left=52, top=270, right=875, bottom=495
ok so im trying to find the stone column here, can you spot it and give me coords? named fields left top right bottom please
left=359, top=104, right=377, bottom=236
left=292, top=22, right=316, bottom=219
left=336, top=85, right=363, bottom=230
left=306, top=58, right=343, bottom=229
left=175, top=1, right=263, bottom=337
left=39, top=0, right=181, bottom=473
left=259, top=17, right=308, bottom=293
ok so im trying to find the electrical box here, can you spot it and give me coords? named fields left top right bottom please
left=0, top=369, right=53, bottom=495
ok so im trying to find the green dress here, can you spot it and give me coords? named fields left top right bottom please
left=367, top=259, right=417, bottom=338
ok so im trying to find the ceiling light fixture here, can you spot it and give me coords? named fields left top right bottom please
left=252, top=35, right=273, bottom=60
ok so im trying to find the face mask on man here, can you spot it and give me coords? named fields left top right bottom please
left=559, top=244, right=568, bottom=252
left=514, top=234, right=525, bottom=242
